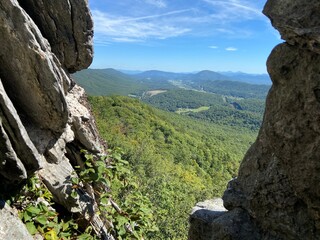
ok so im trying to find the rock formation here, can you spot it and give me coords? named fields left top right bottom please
left=0, top=0, right=110, bottom=238
left=0, top=200, right=33, bottom=240
left=189, top=1, right=320, bottom=239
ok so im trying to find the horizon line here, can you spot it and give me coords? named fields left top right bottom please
left=86, top=67, right=269, bottom=75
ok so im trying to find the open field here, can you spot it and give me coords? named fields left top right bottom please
left=176, top=106, right=210, bottom=114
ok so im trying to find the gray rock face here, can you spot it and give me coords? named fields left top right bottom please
left=0, top=200, right=33, bottom=240
left=0, top=0, right=69, bottom=135
left=66, top=85, right=102, bottom=153
left=263, top=0, right=320, bottom=54
left=0, top=120, right=27, bottom=183
left=18, top=0, right=93, bottom=73
left=189, top=199, right=260, bottom=240
left=234, top=42, right=320, bottom=239
left=189, top=1, right=320, bottom=239
left=0, top=0, right=109, bottom=238
left=0, top=79, right=43, bottom=185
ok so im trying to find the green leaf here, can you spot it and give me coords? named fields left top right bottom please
left=71, top=190, right=78, bottom=199
left=116, top=215, right=128, bottom=227
left=117, top=226, right=126, bottom=237
left=25, top=222, right=38, bottom=235
left=46, top=221, right=57, bottom=228
left=133, top=231, right=141, bottom=239
left=38, top=203, right=48, bottom=212
left=62, top=221, right=69, bottom=231
left=35, top=215, right=48, bottom=225
left=59, top=231, right=72, bottom=238
left=44, top=229, right=59, bottom=240
left=77, top=233, right=94, bottom=240
left=71, top=177, right=79, bottom=185
left=37, top=225, right=44, bottom=234
left=26, top=206, right=41, bottom=215
left=100, top=197, right=109, bottom=205
left=46, top=210, right=57, bottom=218
left=23, top=211, right=32, bottom=222
left=85, top=161, right=93, bottom=168
left=97, top=165, right=105, bottom=175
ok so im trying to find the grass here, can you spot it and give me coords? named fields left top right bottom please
left=176, top=106, right=210, bottom=114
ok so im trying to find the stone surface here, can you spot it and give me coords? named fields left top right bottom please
left=231, top=43, right=320, bottom=239
left=0, top=119, right=27, bottom=184
left=39, top=159, right=111, bottom=239
left=0, top=0, right=110, bottom=238
left=263, top=0, right=320, bottom=54
left=66, top=84, right=103, bottom=154
left=0, top=200, right=33, bottom=240
left=0, top=0, right=69, bottom=136
left=18, top=0, right=93, bottom=73
left=189, top=199, right=260, bottom=240
left=189, top=1, right=320, bottom=239
left=0, top=79, right=43, bottom=185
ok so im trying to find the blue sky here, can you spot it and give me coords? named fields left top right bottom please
left=89, top=0, right=282, bottom=74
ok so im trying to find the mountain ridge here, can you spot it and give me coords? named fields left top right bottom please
left=80, top=68, right=271, bottom=85
left=130, top=69, right=271, bottom=84
left=73, top=68, right=271, bottom=97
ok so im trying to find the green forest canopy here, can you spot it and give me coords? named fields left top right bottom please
left=89, top=96, right=258, bottom=239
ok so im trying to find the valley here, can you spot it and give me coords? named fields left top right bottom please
left=73, top=68, right=269, bottom=239
left=73, top=68, right=269, bottom=131
left=89, top=96, right=257, bottom=239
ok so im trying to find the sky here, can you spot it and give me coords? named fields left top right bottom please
left=89, top=0, right=282, bottom=74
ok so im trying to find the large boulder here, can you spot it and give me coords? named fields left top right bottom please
left=0, top=0, right=109, bottom=238
left=189, top=199, right=260, bottom=240
left=0, top=200, right=33, bottom=240
left=263, top=0, right=320, bottom=54
left=0, top=79, right=43, bottom=186
left=18, top=0, right=93, bottom=73
left=0, top=0, right=69, bottom=137
left=189, top=1, right=320, bottom=239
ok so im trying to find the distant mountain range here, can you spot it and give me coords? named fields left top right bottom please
left=129, top=69, right=271, bottom=85
left=72, top=68, right=271, bottom=97
left=219, top=71, right=271, bottom=85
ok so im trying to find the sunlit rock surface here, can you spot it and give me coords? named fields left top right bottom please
left=0, top=0, right=109, bottom=238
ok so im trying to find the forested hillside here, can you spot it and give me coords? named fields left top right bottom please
left=73, top=69, right=269, bottom=131
left=73, top=68, right=178, bottom=96
left=72, top=68, right=269, bottom=238
left=183, top=80, right=269, bottom=99
left=72, top=68, right=146, bottom=96
left=142, top=89, right=266, bottom=131
left=89, top=96, right=258, bottom=239
left=72, top=68, right=271, bottom=97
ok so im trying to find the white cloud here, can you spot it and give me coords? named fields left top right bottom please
left=144, top=0, right=167, bottom=8
left=225, top=47, right=238, bottom=51
left=92, top=10, right=191, bottom=44
left=203, top=0, right=263, bottom=21
left=209, top=46, right=218, bottom=49
left=112, top=37, right=144, bottom=43
left=91, top=0, right=269, bottom=45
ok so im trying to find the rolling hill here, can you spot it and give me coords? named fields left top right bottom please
left=73, top=68, right=269, bottom=131
left=142, top=89, right=265, bottom=131
left=72, top=68, right=269, bottom=238
left=89, top=95, right=258, bottom=239
left=73, top=68, right=270, bottom=98
left=72, top=68, right=146, bottom=96
left=219, top=71, right=271, bottom=85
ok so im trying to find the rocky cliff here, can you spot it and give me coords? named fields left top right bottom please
left=0, top=0, right=112, bottom=239
left=189, top=1, right=320, bottom=239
